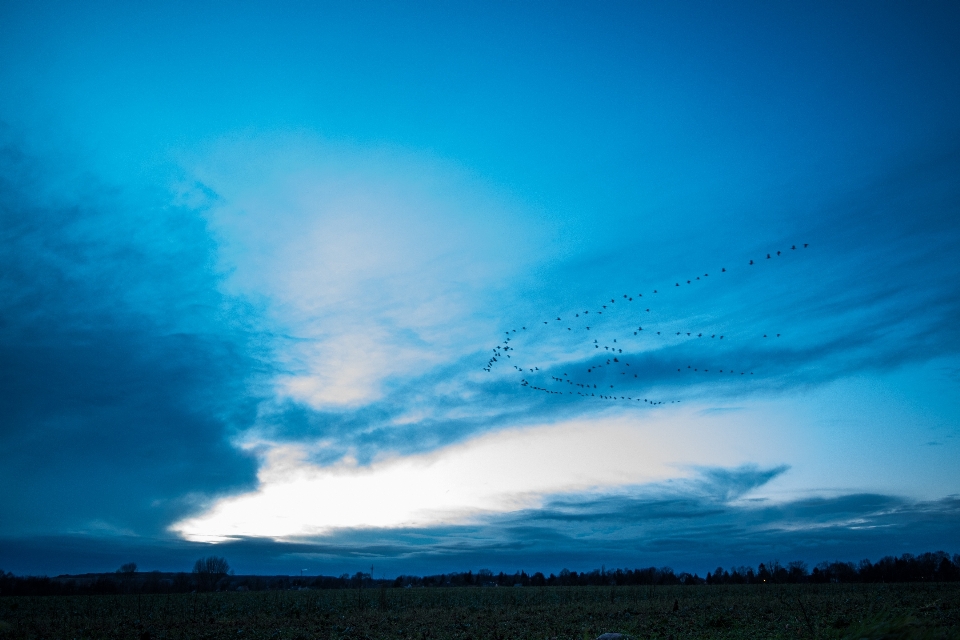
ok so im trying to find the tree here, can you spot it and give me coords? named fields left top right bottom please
left=116, top=563, right=138, bottom=592
left=193, top=556, right=230, bottom=591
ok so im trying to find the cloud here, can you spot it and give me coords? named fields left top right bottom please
left=0, top=136, right=263, bottom=536
left=192, top=140, right=960, bottom=480
left=182, top=134, right=550, bottom=412
left=8, top=465, right=955, bottom=577
left=4, top=126, right=958, bottom=558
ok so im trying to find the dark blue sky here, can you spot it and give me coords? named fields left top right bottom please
left=1, top=1, right=959, bottom=577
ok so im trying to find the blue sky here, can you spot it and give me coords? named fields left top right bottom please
left=1, top=1, right=959, bottom=577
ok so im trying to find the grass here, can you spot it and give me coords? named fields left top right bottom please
left=1, top=583, right=958, bottom=639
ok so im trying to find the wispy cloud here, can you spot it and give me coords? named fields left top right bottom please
left=185, top=135, right=550, bottom=412
left=233, top=142, right=960, bottom=464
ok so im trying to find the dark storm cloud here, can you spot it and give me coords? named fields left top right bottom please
left=0, top=138, right=263, bottom=536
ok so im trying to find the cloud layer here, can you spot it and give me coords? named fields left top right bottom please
left=0, top=136, right=263, bottom=536
left=4, top=465, right=958, bottom=577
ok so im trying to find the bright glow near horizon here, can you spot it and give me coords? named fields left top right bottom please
left=173, top=413, right=761, bottom=541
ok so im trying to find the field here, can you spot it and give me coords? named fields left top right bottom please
left=1, top=583, right=959, bottom=640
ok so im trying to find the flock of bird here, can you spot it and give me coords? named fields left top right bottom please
left=483, top=244, right=810, bottom=405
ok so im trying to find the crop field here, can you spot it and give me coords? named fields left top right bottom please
left=1, top=583, right=958, bottom=640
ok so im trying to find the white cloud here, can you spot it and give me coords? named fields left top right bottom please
left=180, top=133, right=550, bottom=409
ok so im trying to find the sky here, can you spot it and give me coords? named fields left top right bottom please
left=1, top=0, right=959, bottom=578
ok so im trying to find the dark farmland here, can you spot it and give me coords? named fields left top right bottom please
left=2, top=583, right=959, bottom=640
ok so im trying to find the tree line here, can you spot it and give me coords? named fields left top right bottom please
left=1, top=551, right=958, bottom=596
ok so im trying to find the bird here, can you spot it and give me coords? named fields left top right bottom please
left=767, top=254, right=771, bottom=259
left=722, top=268, right=726, bottom=272
left=749, top=260, right=754, bottom=265
left=804, top=243, right=808, bottom=247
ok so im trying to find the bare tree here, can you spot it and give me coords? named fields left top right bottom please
left=193, top=556, right=230, bottom=591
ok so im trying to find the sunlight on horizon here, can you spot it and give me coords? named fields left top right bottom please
left=173, top=413, right=765, bottom=542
